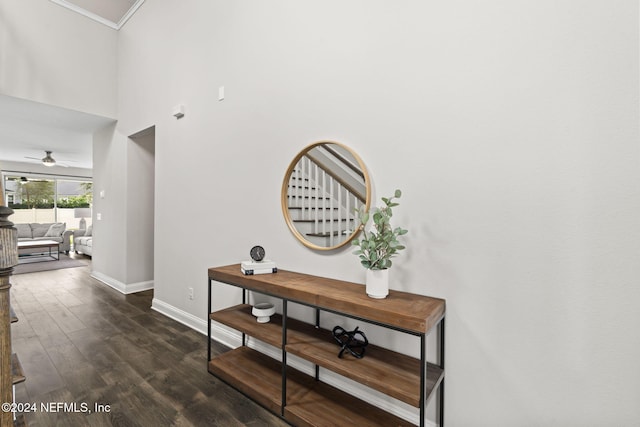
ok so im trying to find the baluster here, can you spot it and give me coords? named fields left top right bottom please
left=321, top=170, right=326, bottom=238
left=346, top=192, right=351, bottom=234
left=301, top=160, right=305, bottom=210
left=1, top=205, right=18, bottom=427
left=314, top=163, right=319, bottom=235
left=301, top=158, right=306, bottom=217
left=337, top=183, right=342, bottom=238
left=329, top=176, right=334, bottom=247
left=297, top=160, right=303, bottom=210
left=293, top=162, right=299, bottom=210
left=306, top=157, right=312, bottom=221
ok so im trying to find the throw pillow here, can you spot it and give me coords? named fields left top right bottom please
left=31, top=223, right=52, bottom=237
left=85, top=225, right=92, bottom=236
left=45, top=223, right=66, bottom=237
left=16, top=223, right=32, bottom=239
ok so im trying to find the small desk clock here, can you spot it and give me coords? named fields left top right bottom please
left=250, top=245, right=265, bottom=262
left=241, top=246, right=277, bottom=275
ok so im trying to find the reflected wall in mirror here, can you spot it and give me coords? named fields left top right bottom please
left=281, top=141, right=371, bottom=250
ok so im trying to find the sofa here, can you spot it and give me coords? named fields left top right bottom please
left=15, top=222, right=72, bottom=254
left=74, top=225, right=92, bottom=257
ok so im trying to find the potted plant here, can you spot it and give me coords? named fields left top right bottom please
left=352, top=189, right=408, bottom=298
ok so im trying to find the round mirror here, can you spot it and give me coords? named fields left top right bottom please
left=281, top=141, right=371, bottom=250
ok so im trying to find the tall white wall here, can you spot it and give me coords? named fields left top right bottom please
left=102, top=1, right=640, bottom=425
left=91, top=123, right=155, bottom=292
left=0, top=0, right=117, bottom=117
left=126, top=129, right=155, bottom=285
left=92, top=124, right=127, bottom=284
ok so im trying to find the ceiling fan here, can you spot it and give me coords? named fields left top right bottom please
left=25, top=150, right=72, bottom=167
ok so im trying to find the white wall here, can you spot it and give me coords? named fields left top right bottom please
left=0, top=0, right=117, bottom=118
left=126, top=128, right=155, bottom=285
left=96, top=1, right=640, bottom=425
left=91, top=123, right=155, bottom=292
left=92, top=124, right=127, bottom=284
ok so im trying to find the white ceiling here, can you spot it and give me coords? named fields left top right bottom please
left=0, top=95, right=115, bottom=170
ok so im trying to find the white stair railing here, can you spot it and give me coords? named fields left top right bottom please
left=288, top=156, right=365, bottom=245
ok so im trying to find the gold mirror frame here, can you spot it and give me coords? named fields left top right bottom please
left=281, top=141, right=371, bottom=250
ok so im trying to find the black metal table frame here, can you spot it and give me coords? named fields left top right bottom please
left=17, top=243, right=60, bottom=263
left=207, top=277, right=445, bottom=427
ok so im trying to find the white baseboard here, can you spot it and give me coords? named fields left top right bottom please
left=149, top=297, right=439, bottom=426
left=91, top=271, right=154, bottom=294
left=150, top=298, right=208, bottom=334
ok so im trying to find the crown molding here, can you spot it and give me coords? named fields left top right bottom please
left=49, top=0, right=145, bottom=30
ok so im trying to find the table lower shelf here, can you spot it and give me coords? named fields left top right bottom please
left=211, top=304, right=444, bottom=407
left=208, top=346, right=414, bottom=427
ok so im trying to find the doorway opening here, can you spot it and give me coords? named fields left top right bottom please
left=127, top=126, right=155, bottom=291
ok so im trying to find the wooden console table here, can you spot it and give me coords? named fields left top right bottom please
left=208, top=264, right=446, bottom=427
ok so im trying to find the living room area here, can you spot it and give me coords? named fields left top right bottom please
left=2, top=1, right=640, bottom=426
left=0, top=139, right=98, bottom=283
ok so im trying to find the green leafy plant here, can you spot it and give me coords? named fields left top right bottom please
left=56, top=195, right=91, bottom=208
left=352, top=189, right=408, bottom=270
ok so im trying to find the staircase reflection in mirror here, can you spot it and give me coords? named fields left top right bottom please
left=281, top=141, right=371, bottom=250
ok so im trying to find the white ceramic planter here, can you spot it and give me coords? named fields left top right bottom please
left=366, top=268, right=389, bottom=299
left=252, top=302, right=276, bottom=323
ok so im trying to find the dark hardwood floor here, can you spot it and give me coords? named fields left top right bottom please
left=9, top=256, right=288, bottom=426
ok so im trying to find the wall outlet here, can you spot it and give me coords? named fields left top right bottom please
left=188, top=287, right=194, bottom=300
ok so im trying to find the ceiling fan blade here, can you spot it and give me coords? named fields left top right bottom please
left=23, top=151, right=75, bottom=167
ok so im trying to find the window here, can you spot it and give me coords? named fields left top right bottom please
left=2, top=173, right=92, bottom=229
